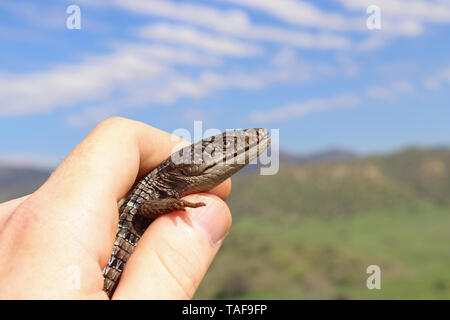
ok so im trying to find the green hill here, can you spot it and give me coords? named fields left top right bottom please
left=195, top=148, right=450, bottom=299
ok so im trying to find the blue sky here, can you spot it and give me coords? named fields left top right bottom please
left=0, top=0, right=449, bottom=167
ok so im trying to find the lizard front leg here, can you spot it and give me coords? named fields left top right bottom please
left=137, top=198, right=206, bottom=219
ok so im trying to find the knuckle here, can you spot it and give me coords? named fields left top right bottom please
left=96, top=117, right=130, bottom=130
left=9, top=201, right=41, bottom=230
left=1, top=201, right=42, bottom=250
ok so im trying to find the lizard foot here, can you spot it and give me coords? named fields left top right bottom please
left=137, top=198, right=206, bottom=219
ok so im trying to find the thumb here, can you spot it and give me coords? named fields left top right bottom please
left=112, top=194, right=232, bottom=299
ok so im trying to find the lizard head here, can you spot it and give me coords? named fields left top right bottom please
left=167, top=128, right=271, bottom=196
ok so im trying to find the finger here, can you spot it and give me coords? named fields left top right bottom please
left=0, top=195, right=30, bottom=230
left=113, top=194, right=231, bottom=299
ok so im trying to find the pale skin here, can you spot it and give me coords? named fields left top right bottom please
left=0, top=117, right=232, bottom=299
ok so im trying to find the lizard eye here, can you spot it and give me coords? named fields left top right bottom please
left=180, top=165, right=196, bottom=176
left=223, top=140, right=231, bottom=149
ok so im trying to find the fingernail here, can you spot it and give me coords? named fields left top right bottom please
left=188, top=195, right=231, bottom=247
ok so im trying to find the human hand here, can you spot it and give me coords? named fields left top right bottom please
left=0, top=118, right=232, bottom=299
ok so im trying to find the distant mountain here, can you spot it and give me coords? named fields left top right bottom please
left=0, top=166, right=51, bottom=202
left=279, top=148, right=357, bottom=164
left=239, top=147, right=357, bottom=174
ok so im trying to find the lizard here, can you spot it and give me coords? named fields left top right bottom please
left=103, top=128, right=271, bottom=298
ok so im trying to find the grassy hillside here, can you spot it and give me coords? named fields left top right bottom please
left=195, top=148, right=450, bottom=299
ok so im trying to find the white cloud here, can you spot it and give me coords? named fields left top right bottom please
left=341, top=0, right=450, bottom=23
left=340, top=0, right=450, bottom=36
left=250, top=94, right=360, bottom=123
left=78, top=0, right=437, bottom=50
left=110, top=43, right=222, bottom=66
left=0, top=53, right=163, bottom=116
left=219, top=0, right=362, bottom=31
left=138, top=23, right=263, bottom=57
left=366, top=80, right=414, bottom=101
left=63, top=50, right=337, bottom=127
left=101, top=0, right=351, bottom=49
left=221, top=0, right=432, bottom=38
left=271, top=47, right=298, bottom=66
left=424, top=65, right=450, bottom=90
left=113, top=0, right=251, bottom=34
left=242, top=25, right=351, bottom=49
left=0, top=44, right=223, bottom=116
left=65, top=61, right=326, bottom=126
left=335, top=55, right=360, bottom=77
left=248, top=78, right=415, bottom=124
left=356, top=34, right=392, bottom=51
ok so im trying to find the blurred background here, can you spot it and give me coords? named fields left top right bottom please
left=1, top=0, right=450, bottom=299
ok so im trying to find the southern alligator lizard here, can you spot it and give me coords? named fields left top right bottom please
left=103, top=128, right=271, bottom=297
